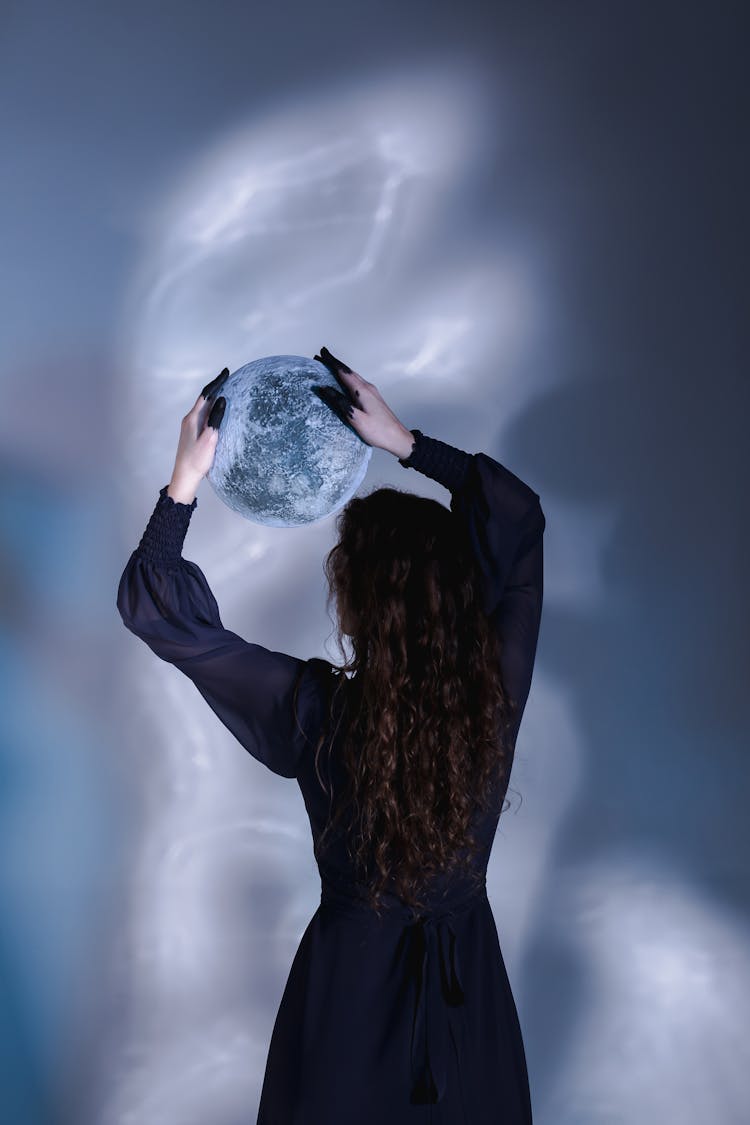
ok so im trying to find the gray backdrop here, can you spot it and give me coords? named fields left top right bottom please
left=1, top=1, right=747, bottom=1122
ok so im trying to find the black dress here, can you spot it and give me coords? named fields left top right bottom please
left=116, top=430, right=545, bottom=1124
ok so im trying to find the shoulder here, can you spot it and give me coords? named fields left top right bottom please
left=296, top=656, right=337, bottom=714
left=300, top=657, right=351, bottom=723
left=304, top=655, right=338, bottom=679
left=291, top=658, right=350, bottom=755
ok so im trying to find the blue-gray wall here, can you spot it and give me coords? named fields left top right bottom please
left=1, top=2, right=747, bottom=1122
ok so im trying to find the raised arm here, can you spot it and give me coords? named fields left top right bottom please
left=398, top=429, right=545, bottom=723
left=310, top=346, right=545, bottom=724
left=116, top=486, right=326, bottom=778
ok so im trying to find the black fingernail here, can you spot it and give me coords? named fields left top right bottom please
left=312, top=387, right=335, bottom=410
left=331, top=389, right=349, bottom=408
left=208, top=396, right=226, bottom=429
left=203, top=368, right=230, bottom=399
left=323, top=346, right=351, bottom=374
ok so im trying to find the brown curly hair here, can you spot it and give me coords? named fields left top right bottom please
left=303, top=484, right=518, bottom=917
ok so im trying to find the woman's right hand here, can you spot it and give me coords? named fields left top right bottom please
left=312, top=346, right=415, bottom=459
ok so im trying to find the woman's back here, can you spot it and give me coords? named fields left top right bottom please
left=117, top=428, right=545, bottom=1123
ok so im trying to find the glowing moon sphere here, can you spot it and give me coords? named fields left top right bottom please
left=206, top=354, right=372, bottom=526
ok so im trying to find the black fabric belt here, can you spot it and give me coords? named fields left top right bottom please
left=319, top=876, right=489, bottom=1105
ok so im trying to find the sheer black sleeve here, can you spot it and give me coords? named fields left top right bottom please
left=399, top=429, right=545, bottom=720
left=116, top=485, right=326, bottom=779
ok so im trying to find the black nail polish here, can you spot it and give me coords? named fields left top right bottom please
left=208, top=397, right=226, bottom=429
left=204, top=369, right=230, bottom=400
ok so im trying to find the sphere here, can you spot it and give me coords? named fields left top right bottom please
left=206, top=354, right=372, bottom=526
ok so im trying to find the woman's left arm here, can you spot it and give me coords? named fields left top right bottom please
left=116, top=377, right=323, bottom=779
left=117, top=486, right=324, bottom=778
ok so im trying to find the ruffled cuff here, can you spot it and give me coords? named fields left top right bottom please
left=136, top=484, right=198, bottom=564
left=398, top=429, right=473, bottom=493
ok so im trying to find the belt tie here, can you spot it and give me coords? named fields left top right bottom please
left=407, top=907, right=468, bottom=1104
left=319, top=876, right=487, bottom=1106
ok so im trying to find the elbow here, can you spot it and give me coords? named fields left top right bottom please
left=116, top=596, right=153, bottom=648
left=116, top=569, right=141, bottom=637
left=116, top=599, right=137, bottom=638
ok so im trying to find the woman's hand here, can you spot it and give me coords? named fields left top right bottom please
left=312, top=346, right=415, bottom=459
left=167, top=368, right=228, bottom=502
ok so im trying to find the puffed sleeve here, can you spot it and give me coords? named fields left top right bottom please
left=399, top=430, right=545, bottom=719
left=116, top=485, right=326, bottom=779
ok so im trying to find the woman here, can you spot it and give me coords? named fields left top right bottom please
left=117, top=346, right=546, bottom=1124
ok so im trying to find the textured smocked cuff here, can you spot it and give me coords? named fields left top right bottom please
left=136, top=484, right=198, bottom=563
left=398, top=429, right=473, bottom=493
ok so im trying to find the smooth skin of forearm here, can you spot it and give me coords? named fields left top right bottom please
left=167, top=473, right=201, bottom=504
left=383, top=425, right=416, bottom=460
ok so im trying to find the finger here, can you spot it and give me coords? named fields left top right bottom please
left=313, top=386, right=353, bottom=416
left=319, top=345, right=353, bottom=375
left=314, top=347, right=357, bottom=384
left=312, top=386, right=357, bottom=427
left=313, top=352, right=339, bottom=376
left=314, top=351, right=361, bottom=408
left=206, top=396, right=226, bottom=430
left=201, top=367, right=230, bottom=402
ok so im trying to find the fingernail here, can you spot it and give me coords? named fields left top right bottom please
left=202, top=369, right=227, bottom=399
left=208, top=396, right=226, bottom=429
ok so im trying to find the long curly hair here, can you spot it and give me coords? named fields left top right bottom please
left=301, top=484, right=518, bottom=917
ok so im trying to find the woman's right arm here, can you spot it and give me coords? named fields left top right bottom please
left=398, top=429, right=545, bottom=720
left=307, top=348, right=545, bottom=719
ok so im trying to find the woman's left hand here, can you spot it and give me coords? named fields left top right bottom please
left=170, top=367, right=229, bottom=490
